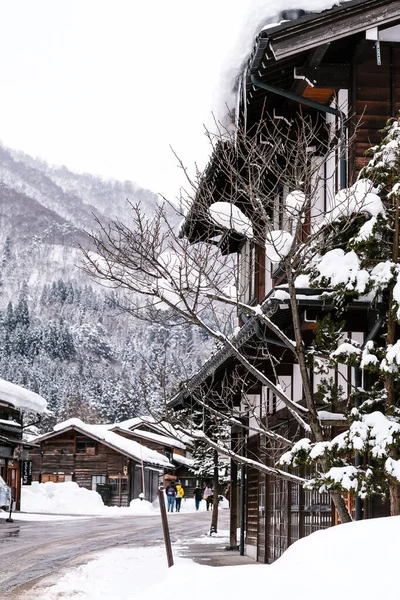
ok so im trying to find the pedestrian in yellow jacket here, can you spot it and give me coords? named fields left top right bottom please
left=175, top=483, right=184, bottom=512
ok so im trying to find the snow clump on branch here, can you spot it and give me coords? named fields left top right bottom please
left=265, top=230, right=294, bottom=262
left=208, top=202, right=253, bottom=239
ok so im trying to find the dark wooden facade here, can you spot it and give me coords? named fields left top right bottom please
left=30, top=428, right=164, bottom=506
left=0, top=402, right=36, bottom=510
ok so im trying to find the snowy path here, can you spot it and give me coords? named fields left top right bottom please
left=1, top=511, right=224, bottom=599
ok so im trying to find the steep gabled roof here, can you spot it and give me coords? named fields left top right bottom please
left=121, top=416, right=193, bottom=446
left=33, top=418, right=173, bottom=469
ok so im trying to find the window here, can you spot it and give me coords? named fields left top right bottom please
left=42, top=474, right=65, bottom=483
left=109, top=475, right=128, bottom=493
left=239, top=240, right=257, bottom=304
left=76, top=438, right=96, bottom=454
left=91, top=475, right=106, bottom=491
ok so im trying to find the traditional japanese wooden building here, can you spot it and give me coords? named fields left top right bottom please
left=0, top=379, right=47, bottom=510
left=171, top=0, right=400, bottom=563
left=29, top=417, right=195, bottom=506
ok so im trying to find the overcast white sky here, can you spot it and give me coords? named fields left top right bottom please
left=0, top=1, right=260, bottom=199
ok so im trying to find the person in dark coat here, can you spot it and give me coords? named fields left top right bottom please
left=193, top=485, right=203, bottom=511
left=165, top=482, right=176, bottom=512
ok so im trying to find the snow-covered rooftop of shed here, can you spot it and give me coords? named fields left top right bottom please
left=113, top=424, right=186, bottom=451
left=172, top=452, right=194, bottom=468
left=120, top=415, right=193, bottom=446
left=47, top=419, right=173, bottom=468
left=0, top=378, right=47, bottom=414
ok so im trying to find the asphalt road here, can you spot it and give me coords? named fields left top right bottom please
left=0, top=510, right=229, bottom=599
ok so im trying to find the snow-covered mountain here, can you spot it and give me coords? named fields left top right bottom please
left=0, top=145, right=210, bottom=429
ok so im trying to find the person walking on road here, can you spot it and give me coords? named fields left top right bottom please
left=166, top=482, right=176, bottom=512
left=193, top=486, right=203, bottom=511
left=203, top=484, right=213, bottom=511
left=175, top=481, right=184, bottom=512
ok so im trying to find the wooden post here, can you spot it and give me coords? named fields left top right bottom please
left=118, top=473, right=122, bottom=507
left=229, top=433, right=239, bottom=549
left=140, top=446, right=145, bottom=499
left=159, top=487, right=174, bottom=567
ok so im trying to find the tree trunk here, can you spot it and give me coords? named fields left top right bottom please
left=330, top=491, right=352, bottom=524
left=389, top=482, right=400, bottom=516
left=211, top=449, right=219, bottom=533
left=229, top=444, right=238, bottom=548
left=285, top=265, right=353, bottom=524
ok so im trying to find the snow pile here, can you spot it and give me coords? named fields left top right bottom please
left=0, top=377, right=47, bottom=413
left=313, top=248, right=366, bottom=290
left=330, top=342, right=361, bottom=361
left=20, top=482, right=159, bottom=516
left=25, top=516, right=400, bottom=600
left=21, top=482, right=107, bottom=515
left=208, top=202, right=253, bottom=238
left=330, top=179, right=384, bottom=221
left=19, top=481, right=224, bottom=516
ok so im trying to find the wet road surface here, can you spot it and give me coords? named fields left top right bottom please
left=0, top=510, right=228, bottom=599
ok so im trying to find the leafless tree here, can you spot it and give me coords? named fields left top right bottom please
left=82, top=110, right=366, bottom=525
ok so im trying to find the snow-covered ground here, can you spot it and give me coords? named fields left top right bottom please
left=11, top=481, right=228, bottom=518
left=21, top=515, right=399, bottom=600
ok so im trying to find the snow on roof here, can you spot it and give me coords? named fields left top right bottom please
left=124, top=416, right=193, bottom=446
left=0, top=418, right=21, bottom=427
left=317, top=410, right=347, bottom=422
left=0, top=377, right=47, bottom=414
left=116, top=417, right=144, bottom=429
left=172, top=452, right=194, bottom=468
left=215, top=0, right=351, bottom=123
left=45, top=419, right=173, bottom=468
left=112, top=425, right=186, bottom=451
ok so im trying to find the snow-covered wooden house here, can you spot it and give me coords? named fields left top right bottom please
left=172, top=0, right=400, bottom=563
left=29, top=417, right=194, bottom=506
left=0, top=378, right=47, bottom=510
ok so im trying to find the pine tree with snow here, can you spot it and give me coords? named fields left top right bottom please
left=282, top=117, right=400, bottom=516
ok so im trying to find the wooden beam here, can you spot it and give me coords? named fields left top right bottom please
left=295, top=64, right=350, bottom=88
left=292, top=43, right=330, bottom=96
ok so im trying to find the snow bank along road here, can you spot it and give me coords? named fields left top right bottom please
left=0, top=511, right=227, bottom=599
